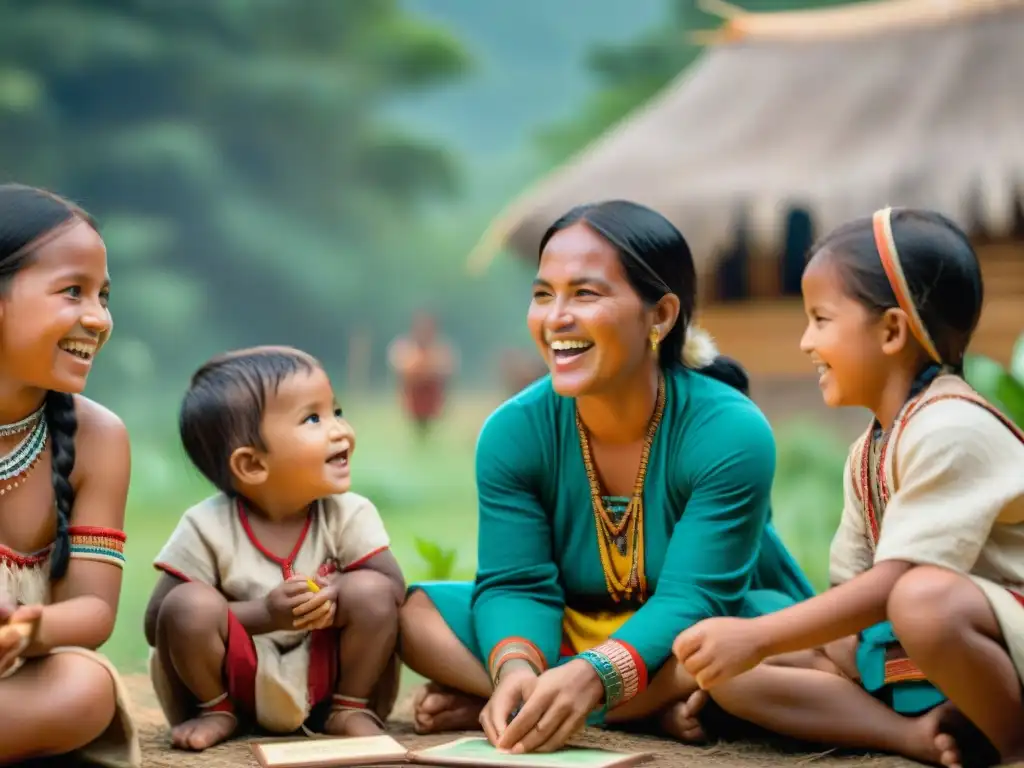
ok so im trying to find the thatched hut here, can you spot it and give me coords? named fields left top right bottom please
left=470, top=0, right=1024, bottom=385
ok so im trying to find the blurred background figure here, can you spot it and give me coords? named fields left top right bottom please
left=388, top=312, right=458, bottom=440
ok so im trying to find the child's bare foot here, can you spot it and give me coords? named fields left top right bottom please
left=324, top=708, right=387, bottom=738
left=412, top=682, right=486, bottom=734
left=908, top=701, right=1001, bottom=768
left=904, top=702, right=962, bottom=768
left=170, top=713, right=238, bottom=751
left=660, top=689, right=708, bottom=743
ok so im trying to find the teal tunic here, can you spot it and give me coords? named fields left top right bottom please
left=414, top=366, right=814, bottom=683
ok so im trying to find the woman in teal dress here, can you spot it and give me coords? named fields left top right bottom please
left=398, top=200, right=814, bottom=752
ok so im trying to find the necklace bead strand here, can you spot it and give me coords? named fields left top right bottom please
left=576, top=375, right=665, bottom=604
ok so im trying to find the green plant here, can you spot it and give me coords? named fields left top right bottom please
left=771, top=422, right=849, bottom=591
left=414, top=537, right=458, bottom=580
left=964, top=331, right=1024, bottom=427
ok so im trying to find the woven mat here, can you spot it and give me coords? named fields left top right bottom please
left=120, top=676, right=919, bottom=768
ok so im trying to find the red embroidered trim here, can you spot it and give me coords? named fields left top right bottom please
left=67, top=525, right=127, bottom=542
left=342, top=546, right=388, bottom=572
left=154, top=563, right=193, bottom=582
left=236, top=499, right=313, bottom=579
left=861, top=387, right=1024, bottom=550
left=884, top=656, right=926, bottom=684
left=858, top=389, right=930, bottom=547
left=0, top=543, right=51, bottom=568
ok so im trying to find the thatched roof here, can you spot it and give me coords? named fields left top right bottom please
left=469, top=0, right=1024, bottom=274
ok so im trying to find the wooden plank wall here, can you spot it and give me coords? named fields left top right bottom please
left=695, top=241, right=1023, bottom=376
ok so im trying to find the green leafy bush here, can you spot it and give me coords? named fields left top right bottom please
left=414, top=537, right=458, bottom=580
left=964, top=331, right=1024, bottom=427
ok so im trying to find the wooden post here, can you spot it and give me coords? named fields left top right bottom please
left=748, top=253, right=782, bottom=299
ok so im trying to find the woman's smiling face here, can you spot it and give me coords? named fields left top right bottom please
left=528, top=222, right=651, bottom=397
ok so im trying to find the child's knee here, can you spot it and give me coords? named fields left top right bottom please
left=156, top=581, right=228, bottom=640
left=888, top=566, right=965, bottom=644
left=41, top=654, right=117, bottom=751
left=337, top=570, right=399, bottom=629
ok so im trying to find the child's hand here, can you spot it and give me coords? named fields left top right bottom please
left=292, top=575, right=337, bottom=631
left=0, top=604, right=42, bottom=675
left=672, top=616, right=766, bottom=690
left=265, top=576, right=318, bottom=632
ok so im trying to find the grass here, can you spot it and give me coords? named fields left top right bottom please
left=102, top=391, right=847, bottom=673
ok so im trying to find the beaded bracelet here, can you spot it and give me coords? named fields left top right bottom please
left=578, top=649, right=623, bottom=707
left=577, top=640, right=644, bottom=711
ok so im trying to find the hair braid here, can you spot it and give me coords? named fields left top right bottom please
left=44, top=391, right=77, bottom=580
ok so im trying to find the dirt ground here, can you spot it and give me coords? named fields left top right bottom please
left=114, top=674, right=924, bottom=768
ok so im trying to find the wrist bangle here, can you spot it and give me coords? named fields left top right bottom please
left=488, top=638, right=545, bottom=686
left=494, top=656, right=538, bottom=686
left=577, top=640, right=645, bottom=711
left=578, top=650, right=621, bottom=708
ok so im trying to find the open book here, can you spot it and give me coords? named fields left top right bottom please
left=251, top=735, right=652, bottom=768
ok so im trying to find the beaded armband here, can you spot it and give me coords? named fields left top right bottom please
left=577, top=640, right=647, bottom=711
left=68, top=526, right=126, bottom=569
left=488, top=637, right=546, bottom=685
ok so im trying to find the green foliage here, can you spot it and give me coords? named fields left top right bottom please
left=414, top=537, right=458, bottom=581
left=964, top=331, right=1024, bottom=427
left=770, top=422, right=847, bottom=591
left=0, top=0, right=471, bottom=391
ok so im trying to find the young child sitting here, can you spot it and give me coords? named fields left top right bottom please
left=673, top=208, right=1024, bottom=768
left=0, top=183, right=139, bottom=766
left=144, top=346, right=405, bottom=751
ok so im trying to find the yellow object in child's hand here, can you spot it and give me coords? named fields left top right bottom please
left=306, top=579, right=320, bottom=593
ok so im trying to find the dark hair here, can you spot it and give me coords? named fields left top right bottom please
left=538, top=200, right=749, bottom=394
left=809, top=208, right=983, bottom=373
left=0, top=183, right=98, bottom=580
left=180, top=346, right=321, bottom=495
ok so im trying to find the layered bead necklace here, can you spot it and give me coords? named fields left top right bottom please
left=576, top=375, right=665, bottom=604
left=0, top=406, right=48, bottom=496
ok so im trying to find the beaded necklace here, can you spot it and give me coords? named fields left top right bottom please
left=0, top=407, right=43, bottom=439
left=0, top=406, right=48, bottom=496
left=576, top=375, right=665, bottom=603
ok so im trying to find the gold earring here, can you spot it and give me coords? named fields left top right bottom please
left=650, top=329, right=659, bottom=353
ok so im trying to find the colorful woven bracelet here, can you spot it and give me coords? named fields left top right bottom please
left=577, top=640, right=645, bottom=710
left=578, top=649, right=624, bottom=708
left=68, top=526, right=127, bottom=569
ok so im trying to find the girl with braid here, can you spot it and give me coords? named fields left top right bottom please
left=0, top=184, right=138, bottom=765
left=674, top=208, right=1024, bottom=768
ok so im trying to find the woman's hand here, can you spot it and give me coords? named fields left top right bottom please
left=479, top=666, right=538, bottom=747
left=0, top=604, right=43, bottom=675
left=496, top=659, right=605, bottom=754
left=672, top=616, right=766, bottom=689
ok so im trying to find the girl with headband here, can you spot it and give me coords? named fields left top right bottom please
left=671, top=208, right=1024, bottom=768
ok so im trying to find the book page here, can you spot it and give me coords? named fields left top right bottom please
left=412, top=737, right=649, bottom=768
left=252, top=734, right=408, bottom=768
